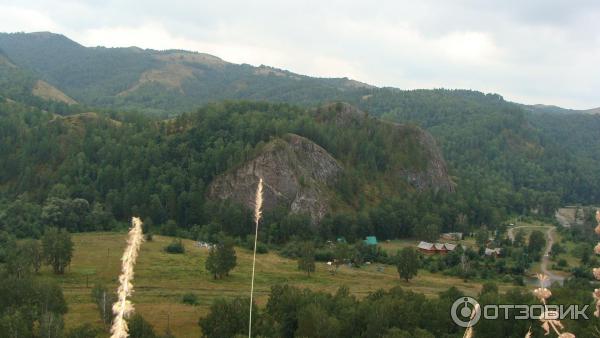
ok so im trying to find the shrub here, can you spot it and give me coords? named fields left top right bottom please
left=144, top=233, right=153, bottom=241
left=512, top=275, right=524, bottom=286
left=244, top=239, right=268, bottom=254
left=160, top=220, right=178, bottom=237
left=314, top=248, right=334, bottom=262
left=66, top=323, right=102, bottom=338
left=256, top=242, right=269, bottom=254
left=280, top=240, right=303, bottom=258
left=164, top=239, right=185, bottom=254
left=182, top=293, right=198, bottom=305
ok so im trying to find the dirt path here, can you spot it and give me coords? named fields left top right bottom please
left=506, top=225, right=564, bottom=286
left=506, top=225, right=541, bottom=242
left=540, top=227, right=564, bottom=287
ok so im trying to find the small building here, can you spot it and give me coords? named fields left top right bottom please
left=442, top=232, right=463, bottom=241
left=434, top=243, right=448, bottom=254
left=417, top=241, right=435, bottom=253
left=485, top=248, right=502, bottom=257
left=444, top=243, right=457, bottom=251
left=364, top=236, right=378, bottom=246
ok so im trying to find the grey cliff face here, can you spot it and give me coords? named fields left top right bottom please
left=402, top=128, right=456, bottom=193
left=208, top=133, right=342, bottom=223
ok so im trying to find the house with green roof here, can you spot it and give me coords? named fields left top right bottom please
left=364, top=236, right=377, bottom=246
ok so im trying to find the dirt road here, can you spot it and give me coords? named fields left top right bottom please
left=540, top=227, right=564, bottom=287
left=506, top=225, right=564, bottom=286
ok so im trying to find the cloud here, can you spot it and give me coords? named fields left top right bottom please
left=0, top=0, right=599, bottom=109
left=0, top=4, right=60, bottom=32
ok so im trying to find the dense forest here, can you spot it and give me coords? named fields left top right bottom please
left=0, top=98, right=502, bottom=242
left=0, top=31, right=599, bottom=249
left=352, top=89, right=600, bottom=205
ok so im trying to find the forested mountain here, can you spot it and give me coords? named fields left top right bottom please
left=1, top=99, right=469, bottom=241
left=0, top=32, right=372, bottom=114
left=1, top=31, right=599, bottom=241
left=350, top=89, right=600, bottom=205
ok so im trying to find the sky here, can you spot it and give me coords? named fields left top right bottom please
left=0, top=0, right=599, bottom=109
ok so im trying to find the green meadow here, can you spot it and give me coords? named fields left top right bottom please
left=42, top=232, right=517, bottom=337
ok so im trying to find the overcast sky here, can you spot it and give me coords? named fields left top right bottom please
left=1, top=0, right=599, bottom=109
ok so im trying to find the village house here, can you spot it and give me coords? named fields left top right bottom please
left=441, top=232, right=463, bottom=241
left=364, top=236, right=378, bottom=246
left=417, top=241, right=458, bottom=255
left=484, top=248, right=502, bottom=257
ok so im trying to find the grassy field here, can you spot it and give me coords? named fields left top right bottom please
left=378, top=236, right=475, bottom=254
left=376, top=238, right=416, bottom=253
left=44, top=232, right=513, bottom=337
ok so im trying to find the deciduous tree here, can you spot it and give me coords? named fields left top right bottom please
left=395, top=247, right=419, bottom=282
left=297, top=241, right=316, bottom=276
left=42, top=227, right=74, bottom=274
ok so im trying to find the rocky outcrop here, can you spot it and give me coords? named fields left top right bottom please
left=401, top=127, right=455, bottom=193
left=209, top=104, right=454, bottom=224
left=316, top=102, right=455, bottom=193
left=208, top=134, right=342, bottom=223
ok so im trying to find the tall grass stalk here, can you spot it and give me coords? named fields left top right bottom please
left=593, top=211, right=600, bottom=317
left=110, top=217, right=144, bottom=338
left=530, top=273, right=574, bottom=337
left=249, top=178, right=263, bottom=338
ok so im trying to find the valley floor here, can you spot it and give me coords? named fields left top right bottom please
left=46, top=232, right=517, bottom=337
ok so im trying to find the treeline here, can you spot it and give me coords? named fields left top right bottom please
left=198, top=280, right=600, bottom=338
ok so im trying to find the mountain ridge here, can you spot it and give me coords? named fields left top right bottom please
left=0, top=32, right=375, bottom=113
left=1, top=32, right=598, bottom=115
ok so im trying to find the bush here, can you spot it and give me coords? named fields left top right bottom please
left=182, top=293, right=198, bottom=305
left=144, top=233, right=153, bottom=241
left=164, top=239, right=185, bottom=254
left=244, top=239, right=269, bottom=254
left=314, top=248, right=334, bottom=262
left=256, top=242, right=269, bottom=254
left=128, top=314, right=157, bottom=338
left=512, top=275, right=524, bottom=286
left=160, top=220, right=178, bottom=237
left=280, top=240, right=303, bottom=258
left=66, top=323, right=102, bottom=338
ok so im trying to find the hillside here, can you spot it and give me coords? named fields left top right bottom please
left=351, top=89, right=600, bottom=206
left=1, top=31, right=600, bottom=228
left=0, top=100, right=461, bottom=242
left=523, top=104, right=600, bottom=115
